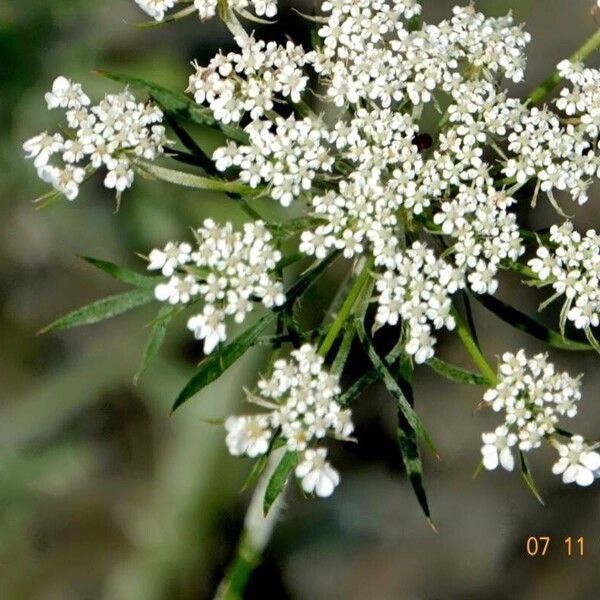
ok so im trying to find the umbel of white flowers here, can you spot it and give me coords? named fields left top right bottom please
left=225, top=344, right=353, bottom=497
left=23, top=77, right=167, bottom=200
left=24, top=0, right=600, bottom=503
left=147, top=219, right=285, bottom=354
left=480, top=350, right=600, bottom=487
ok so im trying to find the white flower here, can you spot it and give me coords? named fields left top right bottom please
left=295, top=448, right=340, bottom=497
left=134, top=0, right=177, bottom=21
left=147, top=242, right=192, bottom=276
left=225, top=415, right=272, bottom=457
left=45, top=76, right=90, bottom=110
left=187, top=304, right=227, bottom=354
left=104, top=158, right=134, bottom=193
left=552, top=435, right=600, bottom=487
left=481, top=426, right=517, bottom=471
left=155, top=275, right=200, bottom=304
left=23, top=132, right=63, bottom=168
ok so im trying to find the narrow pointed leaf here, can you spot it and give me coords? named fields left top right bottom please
left=240, top=438, right=286, bottom=493
left=135, top=305, right=176, bottom=382
left=136, top=160, right=261, bottom=195
left=95, top=70, right=249, bottom=143
left=171, top=311, right=276, bottom=412
left=263, top=451, right=298, bottom=516
left=355, top=319, right=437, bottom=456
left=519, top=450, right=545, bottom=505
left=82, top=256, right=158, bottom=288
left=40, top=288, right=155, bottom=334
left=398, top=425, right=431, bottom=520
left=395, top=356, right=433, bottom=522
left=426, top=357, right=489, bottom=386
left=338, top=367, right=378, bottom=407
left=474, top=293, right=592, bottom=352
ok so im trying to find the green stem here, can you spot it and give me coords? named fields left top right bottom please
left=215, top=534, right=259, bottom=600
left=453, top=308, right=498, bottom=386
left=527, top=26, right=600, bottom=105
left=318, top=256, right=375, bottom=358
left=214, top=448, right=286, bottom=600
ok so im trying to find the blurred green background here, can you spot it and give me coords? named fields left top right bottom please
left=3, top=1, right=600, bottom=598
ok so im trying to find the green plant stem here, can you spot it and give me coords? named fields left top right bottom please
left=452, top=308, right=498, bottom=386
left=527, top=26, right=600, bottom=105
left=214, top=448, right=286, bottom=600
left=318, top=256, right=375, bottom=358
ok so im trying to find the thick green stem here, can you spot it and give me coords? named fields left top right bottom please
left=527, top=26, right=600, bottom=105
left=453, top=308, right=498, bottom=386
left=318, top=256, right=375, bottom=358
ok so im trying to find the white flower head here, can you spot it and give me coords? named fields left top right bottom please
left=225, top=415, right=272, bottom=457
left=45, top=76, right=90, bottom=110
left=295, top=447, right=340, bottom=497
left=481, top=425, right=517, bottom=471
left=552, top=435, right=600, bottom=487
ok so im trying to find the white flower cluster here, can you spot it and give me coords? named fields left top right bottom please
left=147, top=220, right=285, bottom=354
left=374, top=242, right=460, bottom=364
left=217, top=115, right=333, bottom=206
left=529, top=222, right=600, bottom=338
left=23, top=76, right=166, bottom=201
left=225, top=344, right=353, bottom=497
left=134, top=0, right=277, bottom=22
left=480, top=350, right=599, bottom=487
left=188, top=37, right=308, bottom=125
left=312, top=4, right=528, bottom=109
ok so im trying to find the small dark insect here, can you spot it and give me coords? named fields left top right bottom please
left=412, top=133, right=433, bottom=152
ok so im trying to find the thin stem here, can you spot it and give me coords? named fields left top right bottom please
left=214, top=449, right=286, bottom=600
left=452, top=307, right=498, bottom=386
left=318, top=256, right=375, bottom=358
left=527, top=26, right=600, bottom=105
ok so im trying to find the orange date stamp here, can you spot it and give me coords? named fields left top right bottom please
left=526, top=536, right=585, bottom=556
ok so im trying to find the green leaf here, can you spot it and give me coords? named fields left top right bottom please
left=263, top=451, right=298, bottom=516
left=95, top=70, right=249, bottom=143
left=474, top=293, right=593, bottom=352
left=338, top=367, right=378, bottom=407
left=395, top=359, right=433, bottom=524
left=519, top=450, right=545, bottom=505
left=426, top=357, right=489, bottom=386
left=398, top=425, right=432, bottom=521
left=172, top=311, right=276, bottom=412
left=135, top=160, right=261, bottom=196
left=355, top=319, right=438, bottom=457
left=241, top=454, right=270, bottom=493
left=135, top=305, right=177, bottom=383
left=39, top=288, right=155, bottom=334
left=82, top=256, right=158, bottom=288
left=240, top=438, right=286, bottom=493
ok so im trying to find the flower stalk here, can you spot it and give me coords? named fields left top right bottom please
left=527, top=25, right=600, bottom=105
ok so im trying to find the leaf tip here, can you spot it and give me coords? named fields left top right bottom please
left=427, top=518, right=438, bottom=533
